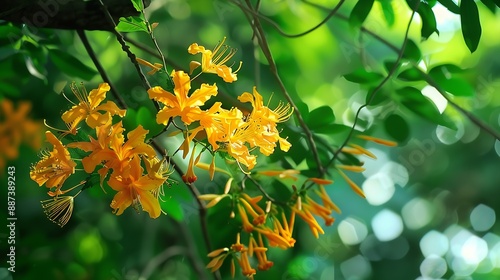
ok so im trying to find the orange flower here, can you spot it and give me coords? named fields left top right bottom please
left=292, top=197, right=325, bottom=239
left=188, top=37, right=242, bottom=83
left=182, top=147, right=198, bottom=183
left=108, top=156, right=164, bottom=218
left=249, top=234, right=274, bottom=271
left=237, top=204, right=254, bottom=233
left=148, top=70, right=218, bottom=125
left=69, top=121, right=156, bottom=179
left=61, top=82, right=126, bottom=130
left=30, top=131, right=76, bottom=193
left=237, top=87, right=293, bottom=155
left=1, top=99, right=42, bottom=173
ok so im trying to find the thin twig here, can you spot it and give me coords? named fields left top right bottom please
left=302, top=0, right=500, bottom=142
left=237, top=0, right=325, bottom=176
left=233, top=0, right=346, bottom=38
left=96, top=0, right=159, bottom=111
left=76, top=29, right=127, bottom=109
left=244, top=174, right=287, bottom=207
left=418, top=68, right=500, bottom=140
left=326, top=1, right=420, bottom=169
left=97, top=2, right=216, bottom=278
left=149, top=139, right=218, bottom=280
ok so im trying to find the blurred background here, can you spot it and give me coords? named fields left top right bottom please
left=1, top=0, right=500, bottom=279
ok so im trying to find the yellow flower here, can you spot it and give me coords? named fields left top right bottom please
left=249, top=234, right=274, bottom=271
left=148, top=70, right=218, bottom=125
left=237, top=87, right=293, bottom=155
left=108, top=156, right=163, bottom=218
left=30, top=131, right=76, bottom=193
left=61, top=82, right=126, bottom=130
left=69, top=121, right=156, bottom=179
left=188, top=37, right=242, bottom=83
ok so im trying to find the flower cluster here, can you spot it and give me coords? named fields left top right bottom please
left=30, top=82, right=172, bottom=226
left=201, top=134, right=396, bottom=279
left=146, top=37, right=293, bottom=182
left=29, top=36, right=397, bottom=280
left=0, top=99, right=42, bottom=174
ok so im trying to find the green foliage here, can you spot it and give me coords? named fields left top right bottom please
left=414, top=1, right=439, bottom=39
left=349, top=0, right=375, bottom=29
left=394, top=87, right=454, bottom=128
left=384, top=114, right=410, bottom=142
left=48, top=49, right=97, bottom=80
left=428, top=64, right=475, bottom=97
left=115, top=16, right=149, bottom=33
left=344, top=68, right=384, bottom=84
left=438, top=0, right=460, bottom=13
left=460, top=0, right=482, bottom=53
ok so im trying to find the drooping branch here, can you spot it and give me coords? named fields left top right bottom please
left=235, top=0, right=326, bottom=177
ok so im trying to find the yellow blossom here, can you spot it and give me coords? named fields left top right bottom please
left=30, top=131, right=76, bottom=193
left=61, top=82, right=126, bottom=130
left=148, top=70, right=218, bottom=125
left=188, top=37, right=242, bottom=83
left=108, top=156, right=164, bottom=218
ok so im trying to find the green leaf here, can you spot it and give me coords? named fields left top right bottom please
left=480, top=0, right=498, bottom=13
left=21, top=41, right=47, bottom=80
left=307, top=106, right=335, bottom=129
left=48, top=49, right=97, bottom=80
left=122, top=108, right=138, bottom=131
left=349, top=0, right=375, bottom=29
left=384, top=114, right=409, bottom=143
left=395, top=87, right=454, bottom=128
left=0, top=24, right=23, bottom=45
left=428, top=64, right=474, bottom=96
left=366, top=87, right=390, bottom=105
left=402, top=39, right=422, bottom=62
left=312, top=123, right=351, bottom=135
left=416, top=2, right=439, bottom=39
left=383, top=60, right=400, bottom=72
left=131, top=0, right=143, bottom=11
left=344, top=68, right=384, bottom=84
left=136, top=106, right=163, bottom=136
left=438, top=0, right=460, bottom=13
left=397, top=67, right=425, bottom=81
left=460, top=0, right=482, bottom=53
left=295, top=101, right=309, bottom=123
left=0, top=81, right=20, bottom=97
left=161, top=198, right=184, bottom=221
left=380, top=0, right=395, bottom=26
left=115, top=16, right=148, bottom=33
